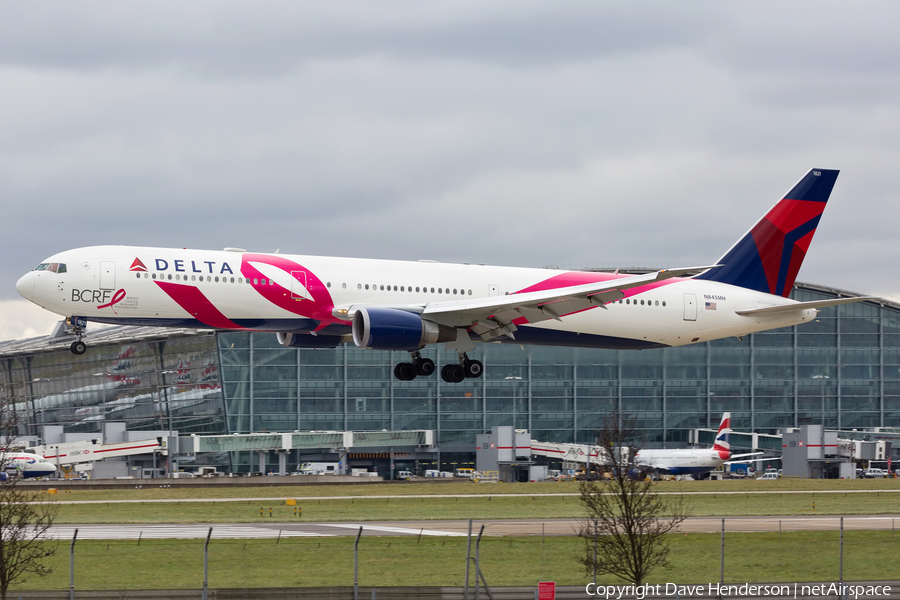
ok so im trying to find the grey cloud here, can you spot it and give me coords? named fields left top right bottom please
left=0, top=2, right=719, bottom=74
left=4, top=1, right=900, bottom=310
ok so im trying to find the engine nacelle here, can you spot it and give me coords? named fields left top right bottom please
left=352, top=307, right=456, bottom=351
left=276, top=332, right=350, bottom=349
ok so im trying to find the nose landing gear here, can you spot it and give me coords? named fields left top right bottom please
left=66, top=317, right=88, bottom=355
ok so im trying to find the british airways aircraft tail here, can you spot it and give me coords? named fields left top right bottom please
left=712, top=412, right=731, bottom=461
left=696, top=168, right=839, bottom=297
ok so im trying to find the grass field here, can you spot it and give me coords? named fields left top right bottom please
left=12, top=530, right=900, bottom=591
left=40, top=478, right=900, bottom=524
left=9, top=479, right=900, bottom=592
left=40, top=476, right=900, bottom=502
left=49, top=490, right=900, bottom=523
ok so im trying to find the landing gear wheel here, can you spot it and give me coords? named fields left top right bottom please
left=70, top=341, right=87, bottom=355
left=394, top=362, right=418, bottom=381
left=463, top=359, right=483, bottom=379
left=441, top=364, right=465, bottom=383
left=416, top=357, right=436, bottom=377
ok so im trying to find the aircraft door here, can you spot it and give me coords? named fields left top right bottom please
left=683, top=293, right=697, bottom=321
left=290, top=271, right=309, bottom=300
left=100, top=261, right=116, bottom=290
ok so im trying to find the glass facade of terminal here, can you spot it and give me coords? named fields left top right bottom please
left=0, top=333, right=226, bottom=438
left=2, top=285, right=899, bottom=455
left=216, top=286, right=900, bottom=447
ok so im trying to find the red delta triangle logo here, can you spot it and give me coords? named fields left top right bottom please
left=129, top=258, right=148, bottom=272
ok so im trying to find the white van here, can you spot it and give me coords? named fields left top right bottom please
left=298, top=462, right=340, bottom=475
left=424, top=469, right=441, bottom=477
left=396, top=471, right=413, bottom=480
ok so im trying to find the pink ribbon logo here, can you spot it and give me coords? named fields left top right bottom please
left=97, top=289, right=126, bottom=313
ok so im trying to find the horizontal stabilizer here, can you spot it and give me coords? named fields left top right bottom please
left=735, top=296, right=876, bottom=317
left=725, top=454, right=777, bottom=465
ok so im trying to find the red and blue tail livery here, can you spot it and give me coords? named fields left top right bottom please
left=17, top=168, right=872, bottom=382
left=697, top=169, right=838, bottom=297
left=712, top=413, right=731, bottom=460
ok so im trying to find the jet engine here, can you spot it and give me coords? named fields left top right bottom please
left=275, top=332, right=350, bottom=349
left=352, top=307, right=456, bottom=351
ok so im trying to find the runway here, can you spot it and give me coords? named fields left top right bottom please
left=45, top=515, right=900, bottom=540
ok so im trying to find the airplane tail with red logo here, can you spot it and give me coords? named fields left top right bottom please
left=713, top=412, right=731, bottom=460
left=696, top=169, right=839, bottom=297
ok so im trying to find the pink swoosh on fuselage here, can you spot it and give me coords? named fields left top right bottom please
left=240, top=254, right=339, bottom=329
left=155, top=282, right=246, bottom=329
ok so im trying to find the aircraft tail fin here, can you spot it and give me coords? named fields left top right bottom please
left=695, top=169, right=839, bottom=297
left=713, top=412, right=731, bottom=460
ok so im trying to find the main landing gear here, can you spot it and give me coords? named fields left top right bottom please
left=393, top=352, right=483, bottom=383
left=393, top=351, right=435, bottom=381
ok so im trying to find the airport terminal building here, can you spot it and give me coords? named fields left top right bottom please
left=2, top=282, right=899, bottom=473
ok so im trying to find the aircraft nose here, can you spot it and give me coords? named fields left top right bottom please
left=16, top=272, right=34, bottom=301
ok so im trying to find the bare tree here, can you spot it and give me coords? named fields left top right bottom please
left=576, top=413, right=688, bottom=585
left=0, top=407, right=58, bottom=600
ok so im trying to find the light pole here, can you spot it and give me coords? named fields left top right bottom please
left=505, top=376, right=522, bottom=429
left=160, top=370, right=178, bottom=434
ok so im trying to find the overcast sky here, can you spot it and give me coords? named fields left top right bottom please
left=3, top=1, right=899, bottom=340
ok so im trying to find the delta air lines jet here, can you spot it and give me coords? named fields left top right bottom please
left=17, top=169, right=871, bottom=382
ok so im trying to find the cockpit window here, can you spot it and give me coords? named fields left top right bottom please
left=34, top=263, right=66, bottom=273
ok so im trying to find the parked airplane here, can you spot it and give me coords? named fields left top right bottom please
left=1, top=451, right=58, bottom=479
left=16, top=168, right=871, bottom=382
left=634, top=413, right=764, bottom=479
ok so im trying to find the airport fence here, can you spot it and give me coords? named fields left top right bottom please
left=10, top=518, right=900, bottom=598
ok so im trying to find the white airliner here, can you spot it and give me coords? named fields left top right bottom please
left=1, top=451, right=58, bottom=479
left=16, top=169, right=871, bottom=382
left=634, top=413, right=764, bottom=478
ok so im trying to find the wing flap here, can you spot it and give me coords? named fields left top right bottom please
left=423, top=265, right=720, bottom=328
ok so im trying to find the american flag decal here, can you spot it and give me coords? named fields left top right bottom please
left=705, top=302, right=717, bottom=310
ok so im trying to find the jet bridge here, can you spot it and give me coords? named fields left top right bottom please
left=531, top=440, right=601, bottom=467
left=34, top=438, right=166, bottom=467
left=174, top=429, right=436, bottom=476
left=32, top=429, right=436, bottom=478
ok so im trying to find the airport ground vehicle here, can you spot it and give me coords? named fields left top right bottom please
left=864, top=468, right=887, bottom=478
left=455, top=468, right=475, bottom=478
left=758, top=472, right=779, bottom=480
left=298, top=462, right=341, bottom=475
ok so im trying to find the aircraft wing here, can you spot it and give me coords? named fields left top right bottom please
left=642, top=464, right=674, bottom=472
left=420, top=265, right=720, bottom=341
left=735, top=296, right=876, bottom=317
